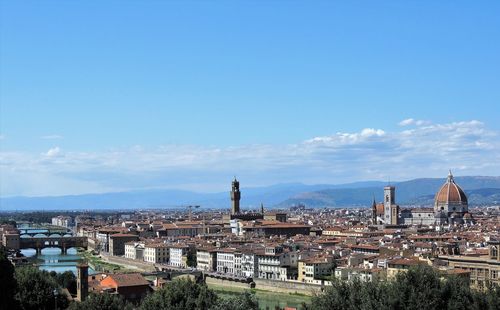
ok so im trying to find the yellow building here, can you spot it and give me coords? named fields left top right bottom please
left=298, top=256, right=334, bottom=283
left=386, top=258, right=428, bottom=279
left=439, top=241, right=500, bottom=289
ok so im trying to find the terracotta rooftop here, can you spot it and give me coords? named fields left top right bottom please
left=110, top=233, right=138, bottom=238
left=435, top=172, right=468, bottom=205
left=106, top=273, right=150, bottom=287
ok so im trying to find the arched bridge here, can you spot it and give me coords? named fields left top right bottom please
left=20, top=235, right=87, bottom=254
left=19, top=229, right=71, bottom=237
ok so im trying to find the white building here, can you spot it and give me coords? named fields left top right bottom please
left=169, top=245, right=188, bottom=268
left=197, top=247, right=217, bottom=272
left=216, top=248, right=237, bottom=275
left=256, top=245, right=298, bottom=281
left=335, top=266, right=381, bottom=282
left=51, top=216, right=73, bottom=228
left=144, top=243, right=169, bottom=264
left=241, top=251, right=257, bottom=278
left=125, top=242, right=145, bottom=260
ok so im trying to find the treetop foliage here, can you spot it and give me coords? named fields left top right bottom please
left=309, top=265, right=500, bottom=310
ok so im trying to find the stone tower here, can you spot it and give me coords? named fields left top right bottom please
left=76, top=263, right=88, bottom=302
left=383, top=186, right=399, bottom=225
left=230, top=178, right=241, bottom=215
left=371, top=197, right=377, bottom=224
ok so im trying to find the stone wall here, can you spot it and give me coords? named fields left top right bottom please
left=253, top=278, right=324, bottom=296
left=205, top=276, right=327, bottom=296
left=103, top=254, right=156, bottom=272
left=205, top=276, right=253, bottom=289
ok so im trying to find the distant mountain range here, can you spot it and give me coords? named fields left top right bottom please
left=1, top=176, right=499, bottom=211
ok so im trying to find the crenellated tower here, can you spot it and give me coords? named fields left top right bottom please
left=230, top=177, right=241, bottom=215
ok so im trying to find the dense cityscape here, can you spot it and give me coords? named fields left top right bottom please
left=2, top=1, right=500, bottom=309
left=1, top=173, right=499, bottom=309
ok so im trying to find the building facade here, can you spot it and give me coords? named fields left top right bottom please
left=143, top=243, right=169, bottom=263
left=169, top=245, right=188, bottom=268
left=439, top=241, right=500, bottom=289
left=109, top=234, right=139, bottom=256
left=196, top=247, right=217, bottom=272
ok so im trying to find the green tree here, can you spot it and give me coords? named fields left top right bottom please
left=440, top=275, right=475, bottom=310
left=68, top=293, right=132, bottom=310
left=310, top=266, right=500, bottom=310
left=186, top=250, right=197, bottom=268
left=140, top=278, right=217, bottom=310
left=310, top=278, right=354, bottom=310
left=212, top=291, right=259, bottom=310
left=56, top=270, right=77, bottom=294
left=15, top=267, right=66, bottom=310
left=0, top=246, right=18, bottom=310
left=389, top=265, right=443, bottom=310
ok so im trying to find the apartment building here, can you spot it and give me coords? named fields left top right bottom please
left=169, top=245, right=189, bottom=268
left=143, top=243, right=169, bottom=264
left=124, top=242, right=145, bottom=260
left=197, top=247, right=217, bottom=272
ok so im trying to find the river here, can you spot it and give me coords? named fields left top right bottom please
left=18, top=224, right=95, bottom=275
left=20, top=247, right=95, bottom=274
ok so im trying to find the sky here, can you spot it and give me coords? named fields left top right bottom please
left=1, top=1, right=499, bottom=197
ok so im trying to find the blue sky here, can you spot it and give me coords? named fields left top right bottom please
left=1, top=1, right=499, bottom=196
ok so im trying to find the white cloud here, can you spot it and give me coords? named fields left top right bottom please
left=41, top=134, right=63, bottom=140
left=1, top=120, right=499, bottom=196
left=306, top=128, right=385, bottom=145
left=44, top=147, right=61, bottom=158
left=399, top=118, right=430, bottom=126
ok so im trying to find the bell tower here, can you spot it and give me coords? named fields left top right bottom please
left=383, top=186, right=399, bottom=225
left=76, top=263, right=88, bottom=302
left=230, top=177, right=241, bottom=215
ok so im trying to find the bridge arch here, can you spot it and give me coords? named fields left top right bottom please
left=20, top=235, right=88, bottom=255
left=40, top=247, right=63, bottom=255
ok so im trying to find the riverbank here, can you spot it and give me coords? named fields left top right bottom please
left=79, top=250, right=139, bottom=273
left=207, top=282, right=312, bottom=309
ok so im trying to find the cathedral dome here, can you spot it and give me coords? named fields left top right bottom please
left=434, top=171, right=468, bottom=206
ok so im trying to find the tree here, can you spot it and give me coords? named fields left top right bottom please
left=310, top=266, right=500, bottom=310
left=389, top=265, right=444, bottom=310
left=68, top=293, right=132, bottom=310
left=212, top=291, right=259, bottom=310
left=140, top=278, right=217, bottom=310
left=15, top=267, right=67, bottom=310
left=186, top=250, right=197, bottom=268
left=55, top=270, right=77, bottom=294
left=0, top=246, right=18, bottom=310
